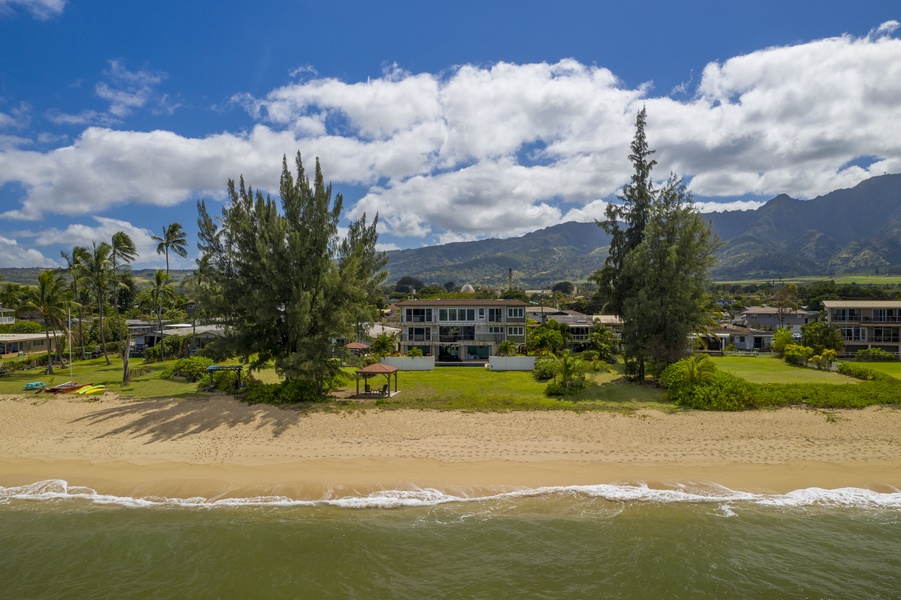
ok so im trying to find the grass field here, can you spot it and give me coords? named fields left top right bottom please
left=4, top=353, right=891, bottom=411
left=855, top=361, right=901, bottom=378
left=710, top=355, right=857, bottom=385
left=352, top=364, right=668, bottom=411
left=715, top=275, right=901, bottom=286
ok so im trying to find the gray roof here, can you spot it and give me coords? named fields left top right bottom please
left=397, top=299, right=528, bottom=307
left=821, top=300, right=901, bottom=309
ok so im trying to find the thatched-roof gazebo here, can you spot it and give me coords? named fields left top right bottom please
left=354, top=362, right=399, bottom=397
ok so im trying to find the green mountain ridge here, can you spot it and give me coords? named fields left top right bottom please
left=387, top=173, right=901, bottom=286
left=4, top=174, right=901, bottom=289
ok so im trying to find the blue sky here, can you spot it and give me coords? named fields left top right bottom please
left=1, top=0, right=900, bottom=269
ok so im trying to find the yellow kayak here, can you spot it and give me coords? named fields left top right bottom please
left=83, top=385, right=106, bottom=395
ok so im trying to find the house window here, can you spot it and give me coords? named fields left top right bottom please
left=507, top=326, right=524, bottom=337
left=439, top=308, right=476, bottom=321
left=841, top=326, right=864, bottom=341
left=478, top=308, right=485, bottom=319
left=507, top=307, right=524, bottom=319
left=488, top=308, right=504, bottom=322
left=405, top=308, right=432, bottom=323
left=488, top=326, right=504, bottom=334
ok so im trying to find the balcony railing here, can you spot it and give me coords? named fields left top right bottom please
left=439, top=335, right=476, bottom=342
left=475, top=333, right=504, bottom=343
left=861, top=317, right=901, bottom=323
left=843, top=336, right=901, bottom=343
left=0, top=317, right=14, bottom=325
left=402, top=334, right=432, bottom=342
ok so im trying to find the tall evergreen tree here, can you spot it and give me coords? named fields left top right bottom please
left=593, top=106, right=657, bottom=318
left=152, top=223, right=188, bottom=273
left=196, top=153, right=386, bottom=395
left=592, top=109, right=718, bottom=381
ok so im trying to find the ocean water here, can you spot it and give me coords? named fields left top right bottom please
left=2, top=481, right=901, bottom=599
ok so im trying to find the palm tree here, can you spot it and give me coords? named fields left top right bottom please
left=684, top=354, right=716, bottom=387
left=109, top=231, right=138, bottom=342
left=82, top=242, right=113, bottom=365
left=22, top=270, right=72, bottom=374
left=152, top=223, right=188, bottom=274
left=60, top=246, right=89, bottom=360
left=149, top=269, right=177, bottom=361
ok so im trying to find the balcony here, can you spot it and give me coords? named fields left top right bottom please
left=402, top=334, right=432, bottom=342
left=475, top=333, right=504, bottom=343
left=861, top=316, right=901, bottom=324
left=405, top=316, right=434, bottom=323
left=439, top=335, right=476, bottom=343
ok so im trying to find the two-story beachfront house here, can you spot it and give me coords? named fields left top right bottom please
left=740, top=306, right=818, bottom=334
left=397, top=299, right=528, bottom=361
left=822, top=300, right=901, bottom=358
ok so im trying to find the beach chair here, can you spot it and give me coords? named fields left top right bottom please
left=380, top=384, right=389, bottom=396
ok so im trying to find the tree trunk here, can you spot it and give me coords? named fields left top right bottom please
left=98, top=287, right=110, bottom=365
left=122, top=330, right=131, bottom=385
left=44, top=327, right=53, bottom=375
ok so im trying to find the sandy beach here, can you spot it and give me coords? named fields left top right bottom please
left=1, top=392, right=900, bottom=499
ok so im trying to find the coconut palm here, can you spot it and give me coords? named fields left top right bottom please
left=152, top=223, right=188, bottom=274
left=22, top=270, right=72, bottom=374
left=81, top=242, right=113, bottom=365
left=148, top=269, right=178, bottom=360
left=109, top=231, right=138, bottom=340
left=60, top=246, right=89, bottom=359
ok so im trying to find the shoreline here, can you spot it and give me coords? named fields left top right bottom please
left=2, top=394, right=900, bottom=499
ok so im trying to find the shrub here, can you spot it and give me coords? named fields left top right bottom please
left=771, top=328, right=793, bottom=357
left=242, top=378, right=326, bottom=405
left=532, top=356, right=557, bottom=382
left=407, top=347, right=423, bottom=358
left=854, top=348, right=899, bottom=362
left=544, top=378, right=586, bottom=397
left=677, top=371, right=755, bottom=411
left=809, top=349, right=837, bottom=371
left=783, top=344, right=814, bottom=366
left=143, top=335, right=191, bottom=362
left=837, top=362, right=877, bottom=381
left=160, top=356, right=215, bottom=381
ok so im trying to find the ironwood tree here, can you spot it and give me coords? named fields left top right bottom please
left=196, top=153, right=386, bottom=395
left=592, top=109, right=719, bottom=381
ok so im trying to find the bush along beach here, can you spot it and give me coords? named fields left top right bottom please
left=661, top=355, right=901, bottom=410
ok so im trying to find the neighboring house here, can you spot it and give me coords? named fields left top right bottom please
left=396, top=299, right=528, bottom=361
left=696, top=325, right=774, bottom=352
left=525, top=307, right=596, bottom=350
left=0, top=332, right=62, bottom=359
left=741, top=306, right=819, bottom=333
left=141, top=323, right=226, bottom=354
left=823, top=300, right=901, bottom=358
left=0, top=308, right=15, bottom=326
left=591, top=314, right=624, bottom=335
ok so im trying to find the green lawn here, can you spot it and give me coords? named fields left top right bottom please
left=711, top=354, right=857, bottom=385
left=347, top=364, right=668, bottom=411
left=856, top=361, right=901, bottom=378
left=0, top=357, right=244, bottom=399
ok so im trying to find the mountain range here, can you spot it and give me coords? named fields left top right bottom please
left=3, top=174, right=900, bottom=290
left=385, top=173, right=901, bottom=287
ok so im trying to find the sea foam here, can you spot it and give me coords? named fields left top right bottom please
left=3, top=479, right=901, bottom=511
